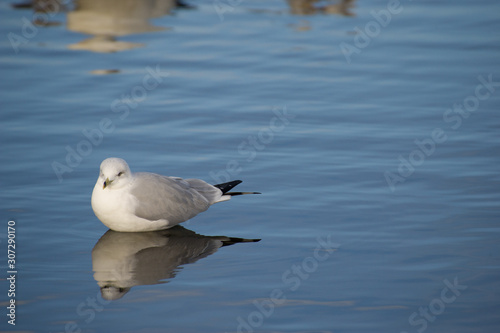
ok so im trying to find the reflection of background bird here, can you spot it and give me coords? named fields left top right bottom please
left=67, top=0, right=185, bottom=52
left=11, top=0, right=66, bottom=26
left=92, top=226, right=260, bottom=300
left=287, top=0, right=355, bottom=16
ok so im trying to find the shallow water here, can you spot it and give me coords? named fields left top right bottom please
left=1, top=0, right=500, bottom=332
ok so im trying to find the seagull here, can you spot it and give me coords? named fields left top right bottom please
left=91, top=158, right=260, bottom=232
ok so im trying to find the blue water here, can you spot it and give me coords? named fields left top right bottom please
left=1, top=0, right=500, bottom=332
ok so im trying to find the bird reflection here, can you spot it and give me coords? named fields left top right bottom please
left=67, top=0, right=187, bottom=52
left=92, top=226, right=260, bottom=300
left=11, top=0, right=66, bottom=26
left=287, top=0, right=355, bottom=16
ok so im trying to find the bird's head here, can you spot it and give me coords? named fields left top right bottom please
left=98, top=157, right=132, bottom=190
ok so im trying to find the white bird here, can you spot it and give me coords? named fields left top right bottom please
left=91, top=157, right=260, bottom=232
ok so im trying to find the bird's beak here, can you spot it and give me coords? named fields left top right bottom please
left=103, top=178, right=112, bottom=189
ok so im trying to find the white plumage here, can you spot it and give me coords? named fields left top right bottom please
left=91, top=158, right=258, bottom=232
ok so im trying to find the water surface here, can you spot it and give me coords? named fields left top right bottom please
left=1, top=0, right=499, bottom=332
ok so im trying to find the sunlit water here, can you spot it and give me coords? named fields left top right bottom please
left=1, top=0, right=499, bottom=332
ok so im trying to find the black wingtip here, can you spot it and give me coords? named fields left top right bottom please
left=225, top=191, right=261, bottom=196
left=213, top=180, right=243, bottom=194
left=221, top=237, right=261, bottom=246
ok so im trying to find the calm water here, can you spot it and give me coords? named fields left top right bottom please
left=1, top=0, right=500, bottom=332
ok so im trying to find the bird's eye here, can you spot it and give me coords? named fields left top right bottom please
left=118, top=172, right=124, bottom=177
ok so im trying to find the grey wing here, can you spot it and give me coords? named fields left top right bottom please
left=184, top=178, right=223, bottom=204
left=130, top=173, right=214, bottom=223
